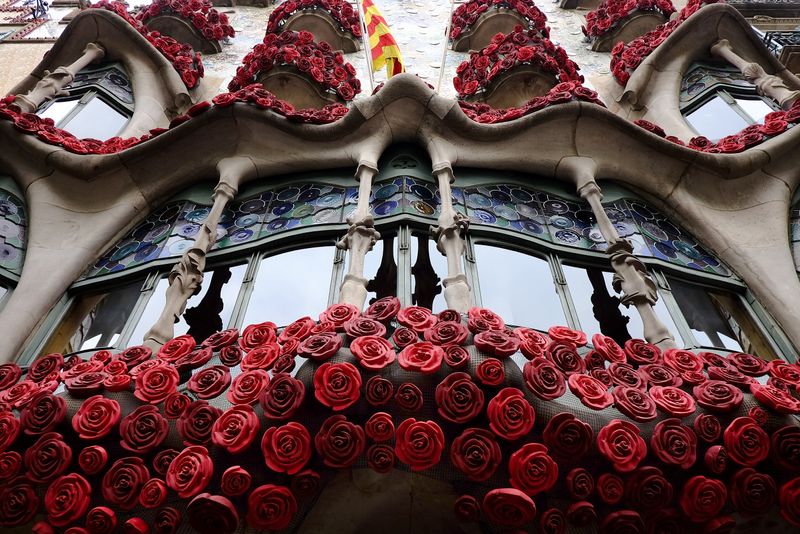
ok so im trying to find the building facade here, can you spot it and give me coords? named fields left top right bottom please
left=0, top=0, right=800, bottom=532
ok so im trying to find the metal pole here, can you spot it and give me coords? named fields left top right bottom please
left=355, top=0, right=376, bottom=92
left=436, top=0, right=457, bottom=93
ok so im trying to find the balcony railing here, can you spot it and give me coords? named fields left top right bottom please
left=762, top=30, right=800, bottom=54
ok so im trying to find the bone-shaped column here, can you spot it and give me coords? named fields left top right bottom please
left=430, top=166, right=472, bottom=312
left=142, top=157, right=256, bottom=349
left=337, top=163, right=381, bottom=309
left=13, top=42, right=105, bottom=113
left=559, top=157, right=677, bottom=349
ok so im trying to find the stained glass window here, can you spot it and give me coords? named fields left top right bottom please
left=0, top=188, right=27, bottom=275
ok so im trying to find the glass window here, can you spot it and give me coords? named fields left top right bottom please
left=410, top=234, right=448, bottom=312
left=64, top=97, right=129, bottom=140
left=243, top=247, right=335, bottom=327
left=563, top=265, right=683, bottom=347
left=43, top=279, right=144, bottom=354
left=0, top=282, right=8, bottom=305
left=128, top=264, right=247, bottom=346
left=474, top=244, right=565, bottom=329
left=685, top=95, right=749, bottom=141
left=39, top=99, right=79, bottom=124
left=345, top=233, right=397, bottom=306
left=735, top=97, right=772, bottom=123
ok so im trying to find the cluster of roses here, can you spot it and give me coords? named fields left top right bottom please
left=459, top=80, right=606, bottom=124
left=227, top=30, right=361, bottom=101
left=610, top=0, right=723, bottom=85
left=449, top=0, right=549, bottom=40
left=1, top=299, right=800, bottom=532
left=582, top=0, right=675, bottom=39
left=633, top=97, right=800, bottom=152
left=90, top=0, right=204, bottom=88
left=266, top=0, right=362, bottom=39
left=136, top=0, right=235, bottom=42
left=453, top=27, right=583, bottom=98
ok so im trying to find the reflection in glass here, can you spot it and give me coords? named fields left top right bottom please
left=474, top=244, right=565, bottom=329
left=129, top=264, right=247, bottom=345
left=243, top=247, right=335, bottom=327
left=735, top=97, right=772, bottom=123
left=39, top=99, right=78, bottom=124
left=562, top=265, right=683, bottom=347
left=66, top=97, right=128, bottom=140
left=410, top=234, right=446, bottom=312
left=685, top=96, right=748, bottom=141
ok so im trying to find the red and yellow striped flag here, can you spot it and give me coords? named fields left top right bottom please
left=362, top=0, right=404, bottom=77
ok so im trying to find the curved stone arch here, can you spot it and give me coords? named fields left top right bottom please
left=615, top=4, right=800, bottom=141
left=281, top=10, right=361, bottom=53
left=7, top=9, right=192, bottom=138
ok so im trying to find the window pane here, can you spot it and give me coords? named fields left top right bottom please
left=243, top=247, right=334, bottom=327
left=685, top=95, right=749, bottom=141
left=474, top=244, right=565, bottom=329
left=39, top=99, right=78, bottom=125
left=129, top=264, right=247, bottom=345
left=65, top=97, right=128, bottom=140
left=734, top=97, right=773, bottom=123
left=410, top=234, right=447, bottom=312
left=562, top=265, right=683, bottom=347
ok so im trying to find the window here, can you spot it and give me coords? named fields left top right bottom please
left=410, top=233, right=448, bottom=312
left=36, top=63, right=133, bottom=140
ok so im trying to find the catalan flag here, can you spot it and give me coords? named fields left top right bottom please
left=362, top=0, right=404, bottom=77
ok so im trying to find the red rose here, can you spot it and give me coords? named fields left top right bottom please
left=600, top=510, right=644, bottom=533
left=158, top=334, right=195, bottom=362
left=475, top=329, right=520, bottom=358
left=315, top=414, right=365, bottom=467
left=221, top=466, right=251, bottom=497
left=474, top=358, right=503, bottom=386
left=163, top=392, right=190, bottom=418
left=649, top=385, right=696, bottom=417
left=166, top=445, right=213, bottom=498
left=45, top=473, right=91, bottom=526
left=592, top=334, right=625, bottom=363
left=705, top=445, right=728, bottom=474
left=239, top=321, right=278, bottom=349
left=398, top=306, right=438, bottom=332
left=365, top=412, right=394, bottom=442
left=435, top=372, right=484, bottom=423
left=443, top=345, right=470, bottom=369
left=542, top=412, right=593, bottom=461
left=241, top=343, right=281, bottom=371
left=568, top=374, right=612, bottom=410
left=514, top=327, right=548, bottom=359
left=24, top=432, right=71, bottom=482
left=349, top=336, right=395, bottom=370
left=219, top=345, right=243, bottom=367
left=398, top=342, right=444, bottom=374
left=724, top=417, right=769, bottom=467
left=639, top=363, right=682, bottom=387
left=624, top=338, right=662, bottom=364
left=367, top=443, right=396, bottom=473
left=118, top=346, right=152, bottom=368
left=0, top=476, right=39, bottom=526
left=597, top=419, right=647, bottom=472
left=730, top=468, right=776, bottom=516
left=597, top=473, right=624, bottom=505
left=612, top=386, right=657, bottom=422
left=64, top=370, right=107, bottom=396
left=680, top=476, right=727, bottom=523
left=392, top=327, right=418, bottom=347
left=468, top=307, right=505, bottom=332
left=261, top=421, right=311, bottom=474
left=290, top=468, right=321, bottom=498
left=178, top=400, right=222, bottom=445
left=298, top=332, right=343, bottom=361
left=155, top=507, right=181, bottom=534
left=751, top=383, right=800, bottom=414
left=624, top=465, right=673, bottom=510
left=363, top=296, right=400, bottom=322
left=651, top=418, right=697, bottom=469
left=1, top=380, right=40, bottom=408
left=18, top=391, right=65, bottom=436
left=548, top=325, right=586, bottom=346
left=487, top=387, right=534, bottom=440
left=343, top=317, right=386, bottom=338
left=566, top=467, right=594, bottom=499
left=395, top=382, right=423, bottom=411
left=454, top=494, right=480, bottom=522
left=119, top=405, right=168, bottom=454
left=102, top=457, right=149, bottom=510
left=187, top=493, right=239, bottom=533
left=663, top=349, right=703, bottom=374
left=319, top=303, right=360, bottom=330
left=227, top=369, right=270, bottom=405
left=693, top=413, right=722, bottom=443
left=771, top=425, right=800, bottom=472
left=608, top=362, right=645, bottom=388
left=424, top=321, right=468, bottom=346
left=365, top=375, right=393, bottom=405
left=187, top=365, right=231, bottom=399
left=279, top=317, right=315, bottom=343
left=482, top=488, right=537, bottom=527
left=780, top=477, right=800, bottom=526
left=174, top=346, right=213, bottom=373
left=0, top=451, right=21, bottom=478
left=540, top=508, right=566, bottom=534
left=395, top=418, right=444, bottom=471
left=693, top=380, right=743, bottom=412
left=728, top=352, right=768, bottom=376
left=134, top=364, right=179, bottom=404
left=768, top=360, right=800, bottom=385
left=260, top=373, right=305, bottom=420
left=246, top=484, right=296, bottom=530
left=508, top=442, right=558, bottom=495
left=29, top=353, right=64, bottom=382
left=450, top=427, right=501, bottom=481
left=524, top=358, right=566, bottom=400
left=211, top=404, right=260, bottom=454
left=139, top=478, right=167, bottom=508
left=313, top=361, right=361, bottom=411
left=72, top=395, right=120, bottom=440
left=86, top=506, right=116, bottom=534
left=0, top=363, right=21, bottom=391
left=201, top=328, right=239, bottom=349
left=78, top=445, right=107, bottom=475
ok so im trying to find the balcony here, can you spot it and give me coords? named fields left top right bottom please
left=761, top=30, right=800, bottom=73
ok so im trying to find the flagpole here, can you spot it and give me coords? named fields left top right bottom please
left=356, top=0, right=375, bottom=93
left=436, top=0, right=456, bottom=93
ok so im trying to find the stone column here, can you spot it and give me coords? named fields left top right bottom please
left=13, top=42, right=106, bottom=113
left=430, top=166, right=472, bottom=312
left=559, top=157, right=677, bottom=349
left=711, top=39, right=800, bottom=109
left=337, top=163, right=380, bottom=309
left=142, top=157, right=256, bottom=349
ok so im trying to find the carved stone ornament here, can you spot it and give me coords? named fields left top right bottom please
left=430, top=197, right=472, bottom=313
left=337, top=215, right=381, bottom=309
left=451, top=8, right=528, bottom=52
left=590, top=11, right=668, bottom=52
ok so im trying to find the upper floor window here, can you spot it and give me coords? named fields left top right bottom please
left=37, top=62, right=133, bottom=140
left=681, top=62, right=777, bottom=140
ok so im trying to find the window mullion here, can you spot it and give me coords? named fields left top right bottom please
left=650, top=269, right=698, bottom=349
left=463, top=234, right=482, bottom=307
left=118, top=271, right=161, bottom=347
left=328, top=245, right=346, bottom=308
left=548, top=253, right=581, bottom=331
left=21, top=292, right=74, bottom=364
left=228, top=252, right=262, bottom=330
left=59, top=90, right=95, bottom=128
left=396, top=226, right=413, bottom=307
left=740, top=290, right=795, bottom=362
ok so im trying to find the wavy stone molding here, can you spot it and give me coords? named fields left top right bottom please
left=142, top=15, right=222, bottom=54
left=280, top=10, right=360, bottom=53
left=466, top=64, right=558, bottom=109
left=451, top=8, right=528, bottom=52
left=591, top=12, right=668, bottom=52
left=257, top=67, right=343, bottom=108
left=560, top=0, right=603, bottom=9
